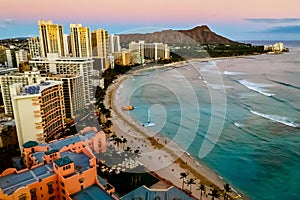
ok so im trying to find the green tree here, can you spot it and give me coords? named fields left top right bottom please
left=209, top=187, right=220, bottom=200
left=122, top=138, right=128, bottom=150
left=186, top=178, right=196, bottom=194
left=180, top=172, right=189, bottom=190
left=197, top=184, right=206, bottom=200
left=223, top=183, right=232, bottom=200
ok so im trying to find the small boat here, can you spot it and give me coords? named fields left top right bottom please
left=122, top=105, right=134, bottom=110
left=144, top=109, right=155, bottom=127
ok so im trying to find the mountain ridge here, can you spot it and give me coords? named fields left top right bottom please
left=120, top=25, right=237, bottom=46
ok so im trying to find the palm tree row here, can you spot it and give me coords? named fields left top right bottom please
left=179, top=172, right=196, bottom=194
left=109, top=134, right=128, bottom=151
left=179, top=171, right=233, bottom=200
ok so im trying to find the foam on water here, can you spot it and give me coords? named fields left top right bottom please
left=250, top=110, right=299, bottom=128
left=238, top=79, right=275, bottom=96
left=224, top=71, right=244, bottom=75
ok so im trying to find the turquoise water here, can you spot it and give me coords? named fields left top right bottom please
left=117, top=44, right=300, bottom=199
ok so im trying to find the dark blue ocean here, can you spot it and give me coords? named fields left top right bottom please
left=117, top=41, right=300, bottom=200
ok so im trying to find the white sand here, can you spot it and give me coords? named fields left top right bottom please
left=105, top=62, right=246, bottom=200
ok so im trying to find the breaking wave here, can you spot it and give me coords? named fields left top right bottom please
left=238, top=80, right=275, bottom=97
left=250, top=110, right=299, bottom=128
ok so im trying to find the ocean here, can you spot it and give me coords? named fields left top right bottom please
left=117, top=41, right=300, bottom=200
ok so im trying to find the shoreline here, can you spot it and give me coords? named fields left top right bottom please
left=105, top=59, right=248, bottom=200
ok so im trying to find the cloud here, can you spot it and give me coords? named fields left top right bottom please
left=0, top=18, right=15, bottom=29
left=257, top=25, right=300, bottom=34
left=244, top=18, right=300, bottom=24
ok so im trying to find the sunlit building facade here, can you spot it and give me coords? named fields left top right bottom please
left=38, top=20, right=65, bottom=57
left=11, top=81, right=66, bottom=147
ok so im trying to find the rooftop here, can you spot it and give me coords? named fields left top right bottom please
left=18, top=80, right=62, bottom=96
left=71, top=184, right=114, bottom=200
left=45, top=149, right=59, bottom=155
left=0, top=164, right=54, bottom=195
left=49, top=130, right=96, bottom=151
left=61, top=151, right=91, bottom=173
left=22, top=141, right=38, bottom=148
left=54, top=156, right=73, bottom=167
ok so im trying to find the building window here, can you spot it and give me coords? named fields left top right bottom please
left=79, top=178, right=84, bottom=183
left=61, top=181, right=64, bottom=187
left=49, top=196, right=55, bottom=200
left=18, top=194, right=26, bottom=200
left=30, top=189, right=37, bottom=200
left=62, top=189, right=65, bottom=194
left=47, top=182, right=54, bottom=194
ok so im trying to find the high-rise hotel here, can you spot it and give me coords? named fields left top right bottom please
left=38, top=20, right=65, bottom=57
left=70, top=24, right=92, bottom=58
left=10, top=81, right=66, bottom=147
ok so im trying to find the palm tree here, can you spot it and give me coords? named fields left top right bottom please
left=197, top=184, right=206, bottom=200
left=125, top=146, right=133, bottom=165
left=113, top=137, right=122, bottom=151
left=134, top=149, right=141, bottom=159
left=122, top=138, right=128, bottom=150
left=186, top=178, right=196, bottom=194
left=180, top=172, right=189, bottom=190
left=223, top=183, right=232, bottom=200
left=209, top=187, right=220, bottom=200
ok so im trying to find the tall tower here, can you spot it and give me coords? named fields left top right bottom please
left=38, top=20, right=65, bottom=57
left=91, top=28, right=108, bottom=58
left=70, top=24, right=92, bottom=58
left=28, top=36, right=41, bottom=58
left=108, top=34, right=121, bottom=54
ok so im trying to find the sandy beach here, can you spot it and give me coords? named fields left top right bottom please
left=105, top=62, right=246, bottom=200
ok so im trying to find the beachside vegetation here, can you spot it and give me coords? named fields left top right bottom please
left=197, top=184, right=206, bottom=200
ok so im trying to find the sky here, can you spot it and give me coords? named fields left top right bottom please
left=1, top=0, right=300, bottom=40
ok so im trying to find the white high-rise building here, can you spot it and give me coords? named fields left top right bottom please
left=29, top=53, right=94, bottom=105
left=38, top=20, right=65, bottom=57
left=129, top=41, right=145, bottom=64
left=108, top=34, right=121, bottom=54
left=11, top=81, right=66, bottom=147
left=28, top=37, right=41, bottom=58
left=63, top=34, right=71, bottom=56
left=70, top=24, right=92, bottom=58
left=5, top=48, right=17, bottom=68
left=15, top=50, right=28, bottom=67
left=0, top=71, right=85, bottom=118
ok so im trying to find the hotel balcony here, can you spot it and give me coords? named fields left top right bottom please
left=34, top=113, right=42, bottom=118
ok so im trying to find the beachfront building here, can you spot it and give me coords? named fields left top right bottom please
left=129, top=41, right=170, bottom=64
left=108, top=34, right=121, bottom=54
left=10, top=81, right=66, bottom=147
left=112, top=50, right=131, bottom=66
left=45, top=74, right=85, bottom=119
left=0, top=71, right=85, bottom=118
left=0, top=72, right=37, bottom=116
left=91, top=28, right=108, bottom=58
left=70, top=24, right=92, bottom=58
left=91, top=28, right=111, bottom=71
left=0, top=128, right=114, bottom=200
left=38, top=20, right=65, bottom=57
left=129, top=41, right=145, bottom=64
left=143, top=42, right=170, bottom=61
left=28, top=36, right=41, bottom=58
left=29, top=53, right=94, bottom=105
